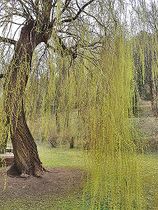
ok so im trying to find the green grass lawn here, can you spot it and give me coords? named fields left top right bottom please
left=31, top=147, right=158, bottom=210
left=138, top=153, right=158, bottom=209
left=38, top=144, right=86, bottom=169
left=1, top=144, right=158, bottom=210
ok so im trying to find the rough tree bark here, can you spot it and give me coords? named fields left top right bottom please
left=5, top=18, right=52, bottom=177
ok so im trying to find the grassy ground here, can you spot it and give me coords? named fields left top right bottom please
left=0, top=144, right=158, bottom=210
left=38, top=144, right=86, bottom=169
left=0, top=145, right=87, bottom=210
left=138, top=153, right=158, bottom=209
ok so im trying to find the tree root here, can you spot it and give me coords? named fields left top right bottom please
left=7, top=163, right=47, bottom=178
left=7, top=163, right=21, bottom=178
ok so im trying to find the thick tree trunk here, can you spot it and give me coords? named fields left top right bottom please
left=7, top=102, right=44, bottom=177
left=4, top=19, right=51, bottom=177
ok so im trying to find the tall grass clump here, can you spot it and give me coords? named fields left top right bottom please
left=80, top=34, right=144, bottom=209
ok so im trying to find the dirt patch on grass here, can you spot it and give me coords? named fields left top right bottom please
left=0, top=168, right=86, bottom=201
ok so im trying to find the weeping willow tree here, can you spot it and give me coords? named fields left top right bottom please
left=0, top=0, right=98, bottom=176
left=0, top=0, right=150, bottom=208
left=25, top=29, right=145, bottom=209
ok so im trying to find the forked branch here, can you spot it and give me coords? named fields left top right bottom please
left=61, top=0, right=95, bottom=23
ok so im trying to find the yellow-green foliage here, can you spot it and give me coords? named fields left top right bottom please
left=79, top=35, right=144, bottom=209
left=0, top=97, right=4, bottom=144
left=0, top=79, right=5, bottom=148
left=24, top=30, right=145, bottom=209
left=0, top=95, right=8, bottom=150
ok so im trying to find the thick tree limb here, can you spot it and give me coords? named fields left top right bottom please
left=0, top=36, right=17, bottom=45
left=61, top=0, right=95, bottom=23
left=17, top=0, right=33, bottom=20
